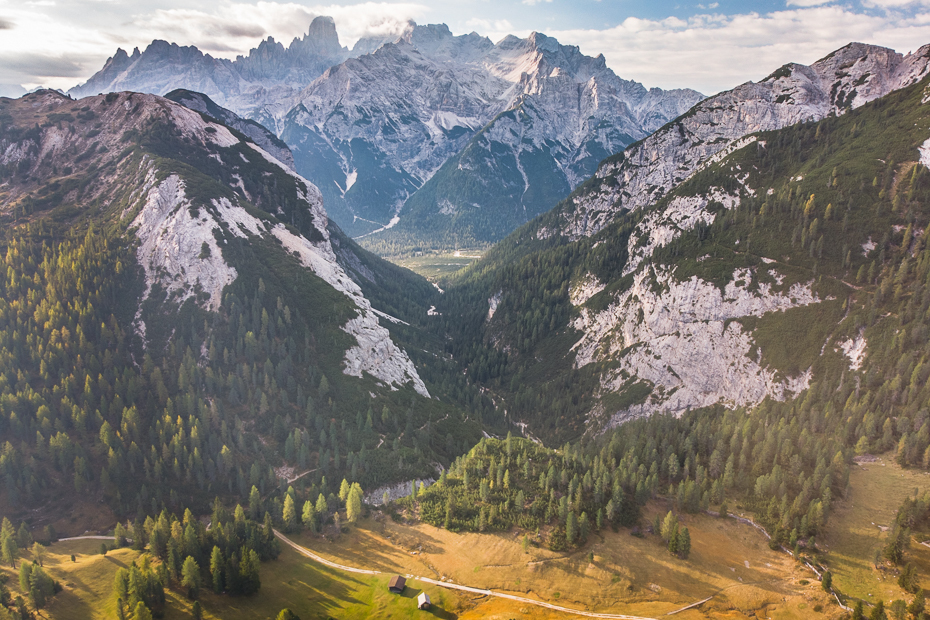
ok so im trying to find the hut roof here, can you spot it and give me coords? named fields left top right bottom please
left=388, top=575, right=406, bottom=592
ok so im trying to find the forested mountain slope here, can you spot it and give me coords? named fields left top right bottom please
left=0, top=89, right=484, bottom=521
left=432, top=67, right=930, bottom=444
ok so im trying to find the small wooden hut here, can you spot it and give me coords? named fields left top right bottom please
left=417, top=592, right=431, bottom=610
left=388, top=575, right=406, bottom=594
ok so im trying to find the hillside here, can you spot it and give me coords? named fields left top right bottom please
left=431, top=65, right=930, bottom=443
left=0, top=88, right=485, bottom=529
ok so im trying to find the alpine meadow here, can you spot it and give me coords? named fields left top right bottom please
left=2, top=5, right=930, bottom=620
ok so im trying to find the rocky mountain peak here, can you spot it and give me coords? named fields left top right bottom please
left=556, top=39, right=930, bottom=239
left=305, top=15, right=341, bottom=46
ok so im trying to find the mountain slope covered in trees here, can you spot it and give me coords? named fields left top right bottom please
left=0, top=89, right=487, bottom=528
left=430, top=67, right=930, bottom=443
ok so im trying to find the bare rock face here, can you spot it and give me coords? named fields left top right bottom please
left=572, top=264, right=819, bottom=425
left=283, top=25, right=703, bottom=237
left=164, top=89, right=295, bottom=169
left=559, top=42, right=930, bottom=239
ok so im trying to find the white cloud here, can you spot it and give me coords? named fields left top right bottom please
left=786, top=0, right=833, bottom=7
left=1, top=0, right=930, bottom=97
left=548, top=6, right=930, bottom=93
left=135, top=2, right=428, bottom=53
left=861, top=0, right=930, bottom=8
left=0, top=1, right=428, bottom=89
left=522, top=0, right=553, bottom=5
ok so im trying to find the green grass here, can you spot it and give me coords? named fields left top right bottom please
left=2, top=539, right=463, bottom=620
left=826, top=455, right=930, bottom=606
left=388, top=250, right=484, bottom=279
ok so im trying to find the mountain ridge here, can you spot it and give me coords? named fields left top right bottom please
left=68, top=20, right=703, bottom=244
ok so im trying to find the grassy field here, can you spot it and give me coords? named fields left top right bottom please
left=0, top=538, right=477, bottom=620
left=7, top=457, right=926, bottom=620
left=387, top=250, right=484, bottom=279
left=823, top=454, right=930, bottom=609
left=289, top=503, right=837, bottom=619
left=1, top=508, right=834, bottom=620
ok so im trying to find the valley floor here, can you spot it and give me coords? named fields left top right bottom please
left=5, top=456, right=927, bottom=619
left=385, top=250, right=484, bottom=279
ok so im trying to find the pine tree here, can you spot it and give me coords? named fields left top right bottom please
left=181, top=556, right=201, bottom=599
left=661, top=511, right=678, bottom=542
left=133, top=603, right=154, bottom=620
left=301, top=501, right=316, bottom=531
left=282, top=495, right=297, bottom=532
left=249, top=486, right=262, bottom=520
left=2, top=535, right=18, bottom=568
left=339, top=479, right=350, bottom=502
left=346, top=487, right=362, bottom=524
left=566, top=512, right=577, bottom=546
left=668, top=524, right=679, bottom=555
left=677, top=527, right=691, bottom=559
left=210, top=546, right=224, bottom=594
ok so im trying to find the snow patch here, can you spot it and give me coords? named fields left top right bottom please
left=344, top=169, right=357, bottom=192
left=862, top=237, right=876, bottom=255
left=920, top=136, right=930, bottom=171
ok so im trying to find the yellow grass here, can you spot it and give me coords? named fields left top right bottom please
left=824, top=454, right=930, bottom=608
left=7, top=457, right=922, bottom=619
left=388, top=250, right=483, bottom=279
left=289, top=503, right=839, bottom=619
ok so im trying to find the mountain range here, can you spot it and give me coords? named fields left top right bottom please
left=68, top=18, right=703, bottom=245
left=4, top=32, right=930, bottom=618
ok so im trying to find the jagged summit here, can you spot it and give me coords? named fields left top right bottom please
left=69, top=19, right=703, bottom=244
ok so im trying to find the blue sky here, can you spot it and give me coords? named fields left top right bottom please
left=1, top=0, right=929, bottom=96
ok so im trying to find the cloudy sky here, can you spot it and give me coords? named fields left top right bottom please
left=1, top=0, right=930, bottom=97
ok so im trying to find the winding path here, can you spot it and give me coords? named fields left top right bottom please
left=273, top=529, right=656, bottom=619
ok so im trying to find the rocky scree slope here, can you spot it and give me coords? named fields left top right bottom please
left=547, top=41, right=930, bottom=240
left=0, top=89, right=428, bottom=396
left=433, top=69, right=930, bottom=441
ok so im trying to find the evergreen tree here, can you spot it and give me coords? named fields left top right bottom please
left=282, top=495, right=297, bottom=532
left=301, top=501, right=316, bottom=531
left=677, top=527, right=691, bottom=559
left=133, top=602, right=154, bottom=620
left=249, top=486, right=262, bottom=520
left=346, top=486, right=362, bottom=524
left=210, top=547, right=224, bottom=594
left=181, top=557, right=201, bottom=599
